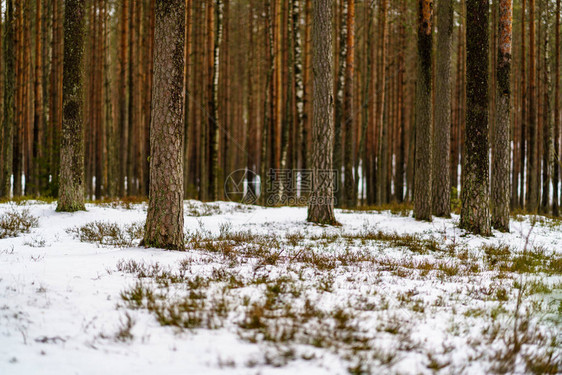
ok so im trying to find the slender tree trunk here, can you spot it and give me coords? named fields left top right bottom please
left=333, top=0, right=345, bottom=206
left=396, top=0, right=406, bottom=202
left=527, top=0, right=538, bottom=211
left=343, top=0, right=355, bottom=207
left=460, top=0, right=491, bottom=235
left=432, top=0, right=453, bottom=217
left=451, top=23, right=463, bottom=194
left=553, top=0, right=560, bottom=215
left=208, top=0, right=223, bottom=201
left=48, top=0, right=63, bottom=197
left=539, top=1, right=551, bottom=214
left=375, top=0, right=388, bottom=205
left=143, top=0, right=185, bottom=250
left=118, top=0, right=129, bottom=197
left=57, top=0, right=86, bottom=212
left=519, top=0, right=526, bottom=208
left=30, top=0, right=44, bottom=196
left=307, top=0, right=337, bottom=225
left=1, top=0, right=15, bottom=198
left=414, top=0, right=433, bottom=221
left=302, top=0, right=312, bottom=172
left=292, top=0, right=304, bottom=174
left=104, top=0, right=117, bottom=198
left=491, top=0, right=512, bottom=231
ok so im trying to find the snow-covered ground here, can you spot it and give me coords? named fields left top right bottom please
left=0, top=200, right=560, bottom=374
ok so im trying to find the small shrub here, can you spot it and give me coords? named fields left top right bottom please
left=67, top=221, right=144, bottom=247
left=0, top=209, right=39, bottom=239
left=115, top=313, right=136, bottom=342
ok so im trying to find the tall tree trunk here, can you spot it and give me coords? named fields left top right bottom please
left=375, top=0, right=388, bottom=204
left=302, top=0, right=312, bottom=171
left=451, top=23, right=463, bottom=195
left=526, top=0, right=538, bottom=211
left=432, top=0, right=453, bottom=217
left=31, top=0, right=44, bottom=197
left=553, top=0, right=560, bottom=216
left=539, top=1, right=551, bottom=214
left=519, top=0, right=526, bottom=208
left=1, top=0, right=15, bottom=198
left=208, top=0, right=223, bottom=201
left=491, top=0, right=512, bottom=231
left=143, top=0, right=185, bottom=250
left=307, top=0, right=337, bottom=225
left=118, top=0, right=129, bottom=197
left=57, top=0, right=86, bottom=212
left=333, top=0, right=346, bottom=206
left=48, top=0, right=63, bottom=197
left=414, top=0, right=433, bottom=221
left=104, top=0, right=117, bottom=198
left=126, top=0, right=137, bottom=196
left=292, top=0, right=304, bottom=173
left=460, top=0, right=491, bottom=235
left=395, top=0, right=406, bottom=202
left=343, top=0, right=355, bottom=207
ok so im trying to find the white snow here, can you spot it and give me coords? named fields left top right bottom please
left=0, top=200, right=560, bottom=374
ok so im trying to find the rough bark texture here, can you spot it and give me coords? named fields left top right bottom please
left=460, top=0, right=491, bottom=235
left=414, top=0, right=433, bottom=221
left=143, top=0, right=185, bottom=250
left=208, top=0, right=222, bottom=201
left=432, top=0, right=453, bottom=217
left=491, top=0, right=512, bottom=231
left=57, top=0, right=86, bottom=212
left=1, top=0, right=15, bottom=198
left=307, top=0, right=337, bottom=225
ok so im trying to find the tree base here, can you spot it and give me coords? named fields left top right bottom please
left=56, top=203, right=86, bottom=212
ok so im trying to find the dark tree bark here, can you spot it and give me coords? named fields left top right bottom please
left=414, top=0, right=433, bottom=221
left=460, top=0, right=491, bottom=235
left=527, top=0, right=538, bottom=211
left=343, top=0, right=355, bottom=207
left=432, top=0, right=453, bottom=217
left=554, top=0, right=560, bottom=216
left=57, top=0, right=86, bottom=212
left=31, top=0, right=44, bottom=196
left=307, top=0, right=337, bottom=225
left=143, top=0, right=185, bottom=250
left=208, top=0, right=223, bottom=201
left=118, top=0, right=129, bottom=197
left=1, top=0, right=15, bottom=198
left=491, top=0, right=512, bottom=231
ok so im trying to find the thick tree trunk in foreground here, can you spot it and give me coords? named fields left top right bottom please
left=460, top=0, right=491, bottom=235
left=432, top=0, right=453, bottom=217
left=414, top=0, right=433, bottom=221
left=57, top=0, right=86, bottom=212
left=143, top=0, right=185, bottom=250
left=491, top=0, right=512, bottom=231
left=307, top=0, right=337, bottom=225
left=1, top=0, right=15, bottom=198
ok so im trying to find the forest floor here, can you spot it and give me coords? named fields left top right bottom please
left=0, top=199, right=560, bottom=375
